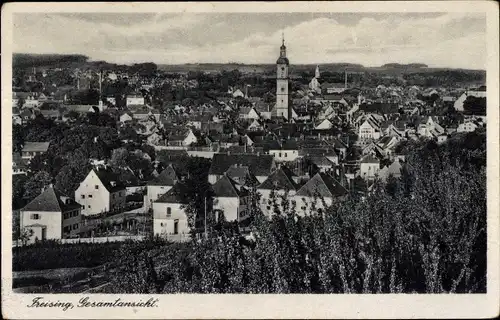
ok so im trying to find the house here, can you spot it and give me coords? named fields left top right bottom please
left=269, top=140, right=299, bottom=162
left=165, top=128, right=198, bottom=146
left=294, top=172, right=348, bottom=215
left=21, top=142, right=50, bottom=161
left=315, top=119, right=333, bottom=130
left=225, top=164, right=260, bottom=187
left=12, top=153, right=28, bottom=175
left=378, top=159, right=403, bottom=182
left=75, top=167, right=126, bottom=216
left=457, top=120, right=479, bottom=133
left=358, top=117, right=382, bottom=141
left=209, top=153, right=276, bottom=184
left=257, top=167, right=300, bottom=217
left=359, top=154, right=380, bottom=180
left=239, top=107, right=260, bottom=120
left=309, top=77, right=321, bottom=94
left=418, top=116, right=445, bottom=138
left=322, top=83, right=346, bottom=94
left=126, top=94, right=145, bottom=107
left=20, top=186, right=82, bottom=244
left=152, top=184, right=190, bottom=240
left=304, top=155, right=336, bottom=173
left=247, top=119, right=264, bottom=131
left=120, top=113, right=133, bottom=123
left=232, top=89, right=245, bottom=98
left=212, top=175, right=249, bottom=222
left=144, top=165, right=179, bottom=210
left=453, top=88, right=487, bottom=112
left=39, top=109, right=61, bottom=121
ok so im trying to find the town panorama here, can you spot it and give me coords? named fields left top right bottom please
left=12, top=34, right=486, bottom=294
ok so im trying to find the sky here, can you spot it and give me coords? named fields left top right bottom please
left=13, top=12, right=486, bottom=69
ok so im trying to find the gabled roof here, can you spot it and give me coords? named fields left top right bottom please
left=360, top=154, right=380, bottom=164
left=257, top=167, right=298, bottom=191
left=93, top=168, right=126, bottom=192
left=296, top=173, right=348, bottom=198
left=22, top=142, right=50, bottom=153
left=22, top=187, right=81, bottom=212
left=212, top=175, right=241, bottom=197
left=306, top=155, right=335, bottom=167
left=210, top=153, right=274, bottom=177
left=225, top=165, right=260, bottom=186
left=155, top=184, right=189, bottom=204
left=148, top=165, right=178, bottom=186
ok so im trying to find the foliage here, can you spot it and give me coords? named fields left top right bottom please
left=12, top=241, right=124, bottom=271
left=463, top=96, right=486, bottom=116
left=107, top=132, right=486, bottom=293
left=23, top=171, right=52, bottom=201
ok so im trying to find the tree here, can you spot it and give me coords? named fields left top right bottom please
left=23, top=170, right=52, bottom=201
left=110, top=148, right=129, bottom=168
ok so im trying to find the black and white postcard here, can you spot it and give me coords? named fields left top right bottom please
left=1, top=1, right=499, bottom=319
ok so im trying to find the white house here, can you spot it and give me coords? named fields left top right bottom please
left=454, top=89, right=487, bottom=112
left=75, top=168, right=126, bottom=216
left=294, top=173, right=348, bottom=216
left=315, top=119, right=333, bottom=130
left=257, top=167, right=299, bottom=217
left=378, top=159, right=403, bottom=182
left=247, top=119, right=264, bottom=131
left=144, top=165, right=179, bottom=210
left=239, top=107, right=260, bottom=120
left=232, top=89, right=245, bottom=98
left=212, top=175, right=249, bottom=222
left=360, top=154, right=380, bottom=180
left=457, top=121, right=479, bottom=133
left=359, top=118, right=382, bottom=141
left=120, top=113, right=133, bottom=123
left=20, top=186, right=82, bottom=244
left=152, top=185, right=190, bottom=241
left=418, top=116, right=445, bottom=138
left=126, top=94, right=145, bottom=107
left=21, top=142, right=50, bottom=162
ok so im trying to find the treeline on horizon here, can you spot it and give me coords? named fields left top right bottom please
left=13, top=53, right=485, bottom=74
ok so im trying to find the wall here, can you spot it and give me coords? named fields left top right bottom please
left=61, top=209, right=82, bottom=238
left=20, top=210, right=62, bottom=243
left=152, top=202, right=190, bottom=238
left=75, top=171, right=110, bottom=216
left=186, top=150, right=215, bottom=158
left=61, top=235, right=145, bottom=244
left=360, top=163, right=380, bottom=179
left=269, top=150, right=299, bottom=162
left=213, top=197, right=239, bottom=221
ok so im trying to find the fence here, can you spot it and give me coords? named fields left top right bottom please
left=60, top=235, right=146, bottom=244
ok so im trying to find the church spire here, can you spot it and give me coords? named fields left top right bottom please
left=282, top=31, right=285, bottom=46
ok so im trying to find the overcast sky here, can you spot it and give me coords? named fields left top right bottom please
left=13, top=12, right=486, bottom=69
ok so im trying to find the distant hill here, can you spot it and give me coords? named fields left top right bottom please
left=13, top=53, right=89, bottom=69
left=381, top=63, right=428, bottom=68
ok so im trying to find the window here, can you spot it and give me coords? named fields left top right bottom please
left=73, top=224, right=78, bottom=230
left=167, top=207, right=172, bottom=217
left=30, top=213, right=40, bottom=220
left=279, top=152, right=282, bottom=157
left=281, top=87, right=285, bottom=92
left=81, top=195, right=85, bottom=199
left=88, top=205, right=91, bottom=209
left=284, top=153, right=287, bottom=158
left=95, top=185, right=99, bottom=190
left=88, top=194, right=93, bottom=198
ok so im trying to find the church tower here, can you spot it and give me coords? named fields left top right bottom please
left=315, top=65, right=320, bottom=79
left=276, top=33, right=291, bottom=120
